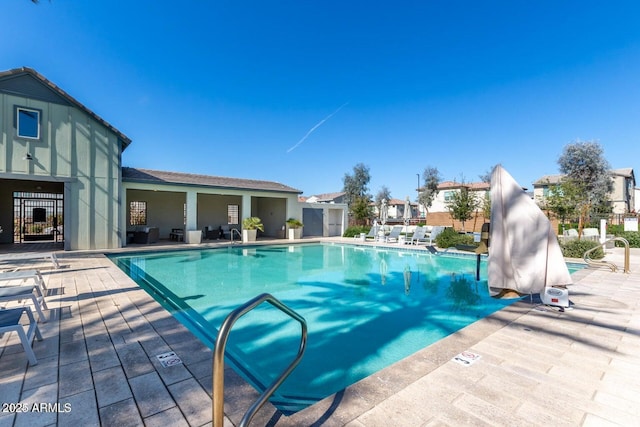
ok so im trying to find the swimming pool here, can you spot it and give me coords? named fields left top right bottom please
left=109, top=243, right=523, bottom=413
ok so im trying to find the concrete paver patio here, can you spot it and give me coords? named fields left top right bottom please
left=1, top=240, right=639, bottom=426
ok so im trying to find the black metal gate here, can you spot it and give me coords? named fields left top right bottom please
left=13, top=192, right=64, bottom=243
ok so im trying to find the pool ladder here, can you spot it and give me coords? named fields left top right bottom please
left=583, top=237, right=630, bottom=273
left=212, top=293, right=308, bottom=427
left=230, top=228, right=242, bottom=244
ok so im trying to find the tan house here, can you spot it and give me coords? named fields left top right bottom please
left=428, top=181, right=490, bottom=213
left=533, top=168, right=636, bottom=215
left=1, top=67, right=345, bottom=249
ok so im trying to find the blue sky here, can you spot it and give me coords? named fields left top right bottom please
left=4, top=1, right=640, bottom=199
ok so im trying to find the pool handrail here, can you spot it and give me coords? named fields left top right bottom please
left=212, top=292, right=308, bottom=427
left=583, top=237, right=630, bottom=273
left=230, top=228, right=242, bottom=244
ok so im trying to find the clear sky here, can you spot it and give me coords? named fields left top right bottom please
left=3, top=1, right=640, bottom=199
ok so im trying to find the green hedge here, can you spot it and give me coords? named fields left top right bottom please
left=614, top=231, right=640, bottom=247
left=343, top=226, right=370, bottom=238
left=434, top=227, right=476, bottom=248
left=560, top=239, right=604, bottom=259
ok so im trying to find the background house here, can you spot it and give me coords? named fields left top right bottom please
left=302, top=192, right=346, bottom=204
left=417, top=181, right=490, bottom=232
left=428, top=181, right=490, bottom=214
left=533, top=168, right=636, bottom=217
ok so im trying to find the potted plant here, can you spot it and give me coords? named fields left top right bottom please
left=242, top=217, right=264, bottom=242
left=286, top=218, right=303, bottom=240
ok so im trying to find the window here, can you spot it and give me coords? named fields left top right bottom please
left=16, top=107, right=41, bottom=139
left=228, top=204, right=239, bottom=224
left=444, top=191, right=455, bottom=202
left=129, top=201, right=147, bottom=225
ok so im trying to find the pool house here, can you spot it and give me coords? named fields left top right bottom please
left=0, top=67, right=346, bottom=250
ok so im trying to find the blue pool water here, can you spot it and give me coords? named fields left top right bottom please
left=109, top=243, right=527, bottom=413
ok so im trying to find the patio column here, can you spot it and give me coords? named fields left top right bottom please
left=241, top=194, right=252, bottom=223
left=185, top=190, right=198, bottom=231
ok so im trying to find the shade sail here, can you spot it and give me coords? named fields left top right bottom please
left=488, top=165, right=572, bottom=295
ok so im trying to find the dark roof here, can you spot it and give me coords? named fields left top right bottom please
left=0, top=67, right=132, bottom=150
left=122, top=167, right=302, bottom=194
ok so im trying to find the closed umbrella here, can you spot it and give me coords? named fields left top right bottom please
left=403, top=196, right=412, bottom=226
left=380, top=198, right=388, bottom=225
left=488, top=165, right=572, bottom=295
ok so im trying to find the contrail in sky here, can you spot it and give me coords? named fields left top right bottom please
left=286, top=102, right=349, bottom=153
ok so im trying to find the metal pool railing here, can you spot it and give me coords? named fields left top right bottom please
left=583, top=237, right=630, bottom=273
left=212, top=293, right=308, bottom=427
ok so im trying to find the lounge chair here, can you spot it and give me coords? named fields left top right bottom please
left=410, top=226, right=427, bottom=245
left=353, top=226, right=379, bottom=241
left=581, top=228, right=600, bottom=242
left=384, top=226, right=403, bottom=243
left=427, top=226, right=446, bottom=245
left=0, top=307, right=43, bottom=365
left=0, top=252, right=60, bottom=270
left=0, top=269, right=47, bottom=295
left=0, top=285, right=48, bottom=322
left=560, top=228, right=579, bottom=243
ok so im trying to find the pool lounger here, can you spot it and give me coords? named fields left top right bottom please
left=0, top=285, right=49, bottom=322
left=0, top=252, right=60, bottom=270
left=0, top=269, right=48, bottom=295
left=0, top=306, right=43, bottom=365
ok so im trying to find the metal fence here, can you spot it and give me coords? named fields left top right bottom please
left=13, top=192, right=64, bottom=243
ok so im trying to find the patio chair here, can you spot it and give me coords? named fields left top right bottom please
left=170, top=228, right=184, bottom=241
left=427, top=226, right=446, bottom=245
left=0, top=252, right=60, bottom=270
left=353, top=226, right=379, bottom=241
left=133, top=226, right=160, bottom=244
left=0, top=269, right=47, bottom=295
left=0, top=307, right=43, bottom=365
left=384, top=226, right=403, bottom=243
left=581, top=228, right=600, bottom=242
left=410, top=226, right=427, bottom=245
left=0, top=285, right=48, bottom=322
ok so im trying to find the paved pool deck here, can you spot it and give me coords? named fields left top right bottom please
left=1, top=239, right=639, bottom=426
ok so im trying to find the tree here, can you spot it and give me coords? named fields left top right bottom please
left=343, top=163, right=372, bottom=225
left=481, top=191, right=491, bottom=223
left=446, top=185, right=480, bottom=232
left=374, top=185, right=392, bottom=221
left=478, top=164, right=499, bottom=184
left=539, top=180, right=580, bottom=227
left=557, top=140, right=613, bottom=237
left=475, top=165, right=498, bottom=224
left=418, top=167, right=441, bottom=223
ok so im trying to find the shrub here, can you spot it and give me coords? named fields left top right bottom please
left=434, top=227, right=475, bottom=248
left=343, top=226, right=369, bottom=238
left=616, top=231, right=640, bottom=248
left=607, top=224, right=624, bottom=235
left=286, top=218, right=303, bottom=229
left=242, top=217, right=264, bottom=231
left=560, top=239, right=604, bottom=259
